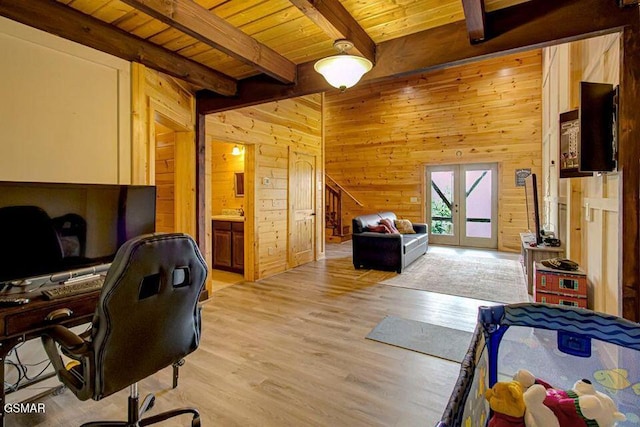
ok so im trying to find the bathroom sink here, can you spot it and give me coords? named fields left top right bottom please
left=211, top=214, right=244, bottom=222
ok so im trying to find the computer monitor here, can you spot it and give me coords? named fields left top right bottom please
left=0, top=181, right=156, bottom=283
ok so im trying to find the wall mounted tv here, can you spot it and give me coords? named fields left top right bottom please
left=579, top=81, right=617, bottom=172
left=560, top=82, right=617, bottom=178
left=0, top=181, right=156, bottom=283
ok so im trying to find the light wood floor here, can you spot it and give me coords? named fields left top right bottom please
left=10, top=243, right=509, bottom=427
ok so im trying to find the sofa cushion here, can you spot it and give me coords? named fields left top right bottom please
left=403, top=233, right=428, bottom=253
left=394, top=219, right=416, bottom=234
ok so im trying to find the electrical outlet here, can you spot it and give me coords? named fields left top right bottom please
left=410, top=197, right=418, bottom=203
left=262, top=177, right=271, bottom=185
left=268, top=247, right=275, bottom=256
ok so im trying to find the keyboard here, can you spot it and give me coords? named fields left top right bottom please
left=42, top=277, right=105, bottom=300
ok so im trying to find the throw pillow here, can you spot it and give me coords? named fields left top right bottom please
left=379, top=218, right=400, bottom=234
left=395, top=219, right=416, bottom=234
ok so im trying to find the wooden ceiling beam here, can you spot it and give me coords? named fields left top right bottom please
left=289, top=0, right=376, bottom=63
left=461, top=0, right=487, bottom=43
left=0, top=0, right=236, bottom=96
left=121, top=0, right=296, bottom=84
left=198, top=0, right=638, bottom=114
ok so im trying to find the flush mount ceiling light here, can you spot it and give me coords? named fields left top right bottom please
left=314, top=40, right=373, bottom=92
left=231, top=145, right=242, bottom=156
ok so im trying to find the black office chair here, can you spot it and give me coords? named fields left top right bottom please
left=41, top=233, right=207, bottom=427
left=0, top=205, right=64, bottom=281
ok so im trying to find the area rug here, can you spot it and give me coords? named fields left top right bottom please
left=381, top=251, right=529, bottom=303
left=366, top=315, right=473, bottom=363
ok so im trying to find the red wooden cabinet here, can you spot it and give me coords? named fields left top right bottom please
left=534, top=262, right=588, bottom=308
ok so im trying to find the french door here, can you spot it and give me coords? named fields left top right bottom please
left=426, top=163, right=498, bottom=248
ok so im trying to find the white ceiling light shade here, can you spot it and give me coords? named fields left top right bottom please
left=231, top=145, right=242, bottom=156
left=314, top=40, right=373, bottom=91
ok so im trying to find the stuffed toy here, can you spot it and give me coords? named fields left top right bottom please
left=572, top=379, right=626, bottom=427
left=522, top=384, right=559, bottom=427
left=485, top=381, right=526, bottom=427
left=513, top=370, right=626, bottom=427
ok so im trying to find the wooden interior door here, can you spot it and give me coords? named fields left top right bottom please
left=288, top=151, right=316, bottom=268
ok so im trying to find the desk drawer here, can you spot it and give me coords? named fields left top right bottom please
left=4, top=295, right=98, bottom=337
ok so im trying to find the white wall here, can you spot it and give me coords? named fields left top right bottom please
left=0, top=17, right=131, bottom=184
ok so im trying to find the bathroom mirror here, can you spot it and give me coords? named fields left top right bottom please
left=234, top=172, right=244, bottom=197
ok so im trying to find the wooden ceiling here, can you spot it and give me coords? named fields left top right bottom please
left=52, top=0, right=527, bottom=81
left=0, top=0, right=638, bottom=112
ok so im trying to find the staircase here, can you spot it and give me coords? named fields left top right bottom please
left=325, top=174, right=363, bottom=243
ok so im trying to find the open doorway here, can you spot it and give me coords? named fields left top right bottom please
left=210, top=141, right=246, bottom=291
left=152, top=114, right=195, bottom=237
left=154, top=121, right=176, bottom=233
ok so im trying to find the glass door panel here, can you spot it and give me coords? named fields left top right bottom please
left=459, top=163, right=498, bottom=248
left=427, top=166, right=459, bottom=246
left=464, top=169, right=492, bottom=238
left=430, top=171, right=454, bottom=236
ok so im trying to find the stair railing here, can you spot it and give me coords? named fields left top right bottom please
left=324, top=174, right=363, bottom=237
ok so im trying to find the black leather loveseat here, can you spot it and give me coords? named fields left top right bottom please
left=352, top=212, right=428, bottom=273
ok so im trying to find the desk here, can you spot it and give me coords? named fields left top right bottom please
left=0, top=289, right=100, bottom=426
left=520, top=233, right=564, bottom=294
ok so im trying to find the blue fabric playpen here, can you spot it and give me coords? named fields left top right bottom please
left=437, top=303, right=640, bottom=427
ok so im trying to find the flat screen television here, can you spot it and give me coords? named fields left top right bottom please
left=524, top=174, right=541, bottom=245
left=579, top=81, right=616, bottom=172
left=0, top=181, right=156, bottom=283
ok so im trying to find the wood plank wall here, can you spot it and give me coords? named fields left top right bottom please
left=131, top=64, right=194, bottom=185
left=324, top=50, right=542, bottom=252
left=206, top=95, right=323, bottom=280
left=131, top=64, right=204, bottom=288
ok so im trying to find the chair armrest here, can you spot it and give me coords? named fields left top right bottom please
left=412, top=223, right=428, bottom=234
left=42, top=325, right=89, bottom=355
left=41, top=325, right=94, bottom=400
